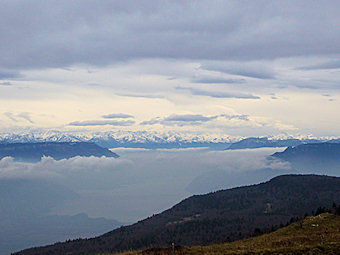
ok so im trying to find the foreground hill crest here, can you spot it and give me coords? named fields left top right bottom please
left=122, top=213, right=340, bottom=255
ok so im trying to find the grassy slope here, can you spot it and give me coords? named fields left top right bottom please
left=116, top=213, right=340, bottom=255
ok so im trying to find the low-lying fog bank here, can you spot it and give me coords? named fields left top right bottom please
left=2, top=147, right=336, bottom=254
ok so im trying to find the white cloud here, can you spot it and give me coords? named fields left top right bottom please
left=0, top=156, right=129, bottom=180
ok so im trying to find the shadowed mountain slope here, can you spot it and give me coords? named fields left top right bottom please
left=271, top=142, right=340, bottom=174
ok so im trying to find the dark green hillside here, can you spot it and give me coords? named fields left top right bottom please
left=14, top=175, right=340, bottom=255
left=0, top=142, right=118, bottom=162
left=121, top=213, right=340, bottom=255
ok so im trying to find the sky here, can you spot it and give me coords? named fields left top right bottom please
left=1, top=0, right=340, bottom=139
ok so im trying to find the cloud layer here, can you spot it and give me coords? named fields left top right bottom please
left=1, top=1, right=340, bottom=70
left=141, top=114, right=251, bottom=127
left=0, top=156, right=126, bottom=180
left=2, top=147, right=340, bottom=222
left=0, top=148, right=291, bottom=222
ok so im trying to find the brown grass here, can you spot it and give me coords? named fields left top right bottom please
left=100, top=213, right=340, bottom=255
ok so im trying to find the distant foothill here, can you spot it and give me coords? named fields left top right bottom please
left=0, top=142, right=119, bottom=162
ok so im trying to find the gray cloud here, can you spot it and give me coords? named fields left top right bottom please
left=102, top=113, right=134, bottom=119
left=0, top=81, right=12, bottom=86
left=268, top=93, right=278, bottom=99
left=140, top=117, right=162, bottom=125
left=0, top=70, right=20, bottom=79
left=297, top=60, right=340, bottom=70
left=4, top=112, right=34, bottom=123
left=221, top=114, right=249, bottom=121
left=200, top=61, right=276, bottom=79
left=17, top=112, right=34, bottom=124
left=116, top=93, right=164, bottom=99
left=292, top=84, right=320, bottom=89
left=176, top=86, right=260, bottom=99
left=164, top=114, right=217, bottom=122
left=141, top=114, right=218, bottom=126
left=4, top=112, right=17, bottom=122
left=192, top=76, right=246, bottom=84
left=68, top=120, right=135, bottom=126
left=1, top=1, right=340, bottom=70
left=322, top=94, right=336, bottom=102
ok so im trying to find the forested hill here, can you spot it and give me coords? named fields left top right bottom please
left=14, top=175, right=340, bottom=255
left=0, top=142, right=119, bottom=162
left=120, top=212, right=340, bottom=255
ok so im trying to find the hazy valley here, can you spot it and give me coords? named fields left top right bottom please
left=1, top=140, right=340, bottom=254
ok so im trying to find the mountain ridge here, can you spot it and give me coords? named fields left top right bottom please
left=271, top=142, right=340, bottom=174
left=0, top=131, right=232, bottom=149
left=3, top=131, right=338, bottom=150
left=225, top=137, right=325, bottom=150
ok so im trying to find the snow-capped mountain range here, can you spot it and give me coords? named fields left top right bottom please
left=0, top=130, right=234, bottom=149
left=0, top=130, right=337, bottom=150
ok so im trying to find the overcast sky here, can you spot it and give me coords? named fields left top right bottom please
left=1, top=0, right=340, bottom=138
